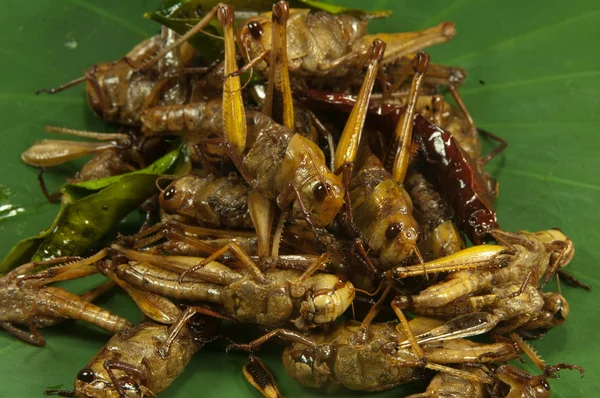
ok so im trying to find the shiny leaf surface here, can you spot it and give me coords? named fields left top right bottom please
left=1, top=147, right=180, bottom=273
left=0, top=1, right=597, bottom=397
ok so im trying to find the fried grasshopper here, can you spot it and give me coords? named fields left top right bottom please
left=0, top=251, right=131, bottom=345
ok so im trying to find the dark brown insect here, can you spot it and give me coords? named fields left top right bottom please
left=37, top=27, right=196, bottom=126
left=0, top=252, right=131, bottom=346
left=159, top=173, right=254, bottom=230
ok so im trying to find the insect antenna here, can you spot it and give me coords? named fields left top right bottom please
left=222, top=66, right=255, bottom=93
left=410, top=243, right=428, bottom=281
left=354, top=279, right=386, bottom=297
left=36, top=76, right=86, bottom=95
left=155, top=176, right=178, bottom=193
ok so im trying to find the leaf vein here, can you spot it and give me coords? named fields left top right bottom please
left=498, top=168, right=600, bottom=192
left=444, top=10, right=600, bottom=64
left=421, top=0, right=470, bottom=28
left=460, top=71, right=600, bottom=96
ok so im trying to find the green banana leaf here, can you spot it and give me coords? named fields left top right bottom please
left=0, top=0, right=598, bottom=397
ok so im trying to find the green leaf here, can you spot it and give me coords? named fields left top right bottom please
left=0, top=185, right=25, bottom=224
left=62, top=145, right=181, bottom=192
left=0, top=148, right=180, bottom=273
left=298, top=0, right=391, bottom=17
left=0, top=0, right=599, bottom=397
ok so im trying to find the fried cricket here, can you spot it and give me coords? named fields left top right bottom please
left=46, top=306, right=226, bottom=397
left=0, top=252, right=131, bottom=346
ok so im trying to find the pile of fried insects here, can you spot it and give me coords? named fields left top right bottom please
left=2, top=1, right=590, bottom=397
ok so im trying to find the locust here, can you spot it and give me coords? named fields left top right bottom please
left=0, top=251, right=131, bottom=346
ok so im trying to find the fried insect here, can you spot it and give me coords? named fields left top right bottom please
left=228, top=315, right=518, bottom=392
left=327, top=48, right=428, bottom=273
left=395, top=229, right=574, bottom=338
left=45, top=306, right=225, bottom=397
left=295, top=89, right=501, bottom=244
left=410, top=340, right=584, bottom=398
left=405, top=365, right=489, bottom=398
left=159, top=172, right=254, bottom=229
left=405, top=170, right=465, bottom=261
left=380, top=56, right=468, bottom=92
left=141, top=6, right=345, bottom=237
left=491, top=332, right=584, bottom=398
left=0, top=252, right=131, bottom=346
left=37, top=27, right=196, bottom=125
left=21, top=126, right=165, bottom=174
left=494, top=365, right=553, bottom=398
left=21, top=125, right=167, bottom=202
left=223, top=5, right=345, bottom=237
left=141, top=1, right=454, bottom=80
left=237, top=7, right=454, bottom=78
left=407, top=362, right=573, bottom=398
left=369, top=92, right=483, bottom=160
left=125, top=218, right=507, bottom=298
left=345, top=145, right=420, bottom=269
left=413, top=115, right=498, bottom=244
left=105, top=245, right=355, bottom=330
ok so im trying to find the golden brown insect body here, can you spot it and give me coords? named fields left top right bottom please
left=109, top=248, right=355, bottom=330
left=21, top=126, right=167, bottom=181
left=67, top=310, right=219, bottom=397
left=0, top=258, right=131, bottom=345
left=407, top=364, right=556, bottom=398
left=238, top=9, right=454, bottom=78
left=241, top=111, right=344, bottom=227
left=285, top=323, right=517, bottom=391
left=39, top=27, right=195, bottom=127
left=159, top=173, right=254, bottom=229
left=88, top=29, right=197, bottom=125
left=398, top=229, right=573, bottom=336
left=348, top=147, right=419, bottom=269
left=494, top=365, right=551, bottom=398
left=405, top=170, right=465, bottom=260
left=142, top=101, right=344, bottom=227
left=405, top=366, right=489, bottom=398
left=230, top=316, right=516, bottom=393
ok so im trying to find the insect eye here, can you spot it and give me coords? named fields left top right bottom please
left=76, top=368, right=96, bottom=383
left=163, top=186, right=176, bottom=200
left=247, top=21, right=263, bottom=39
left=313, top=183, right=329, bottom=202
left=554, top=299, right=566, bottom=321
left=541, top=379, right=550, bottom=390
left=385, top=223, right=402, bottom=240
